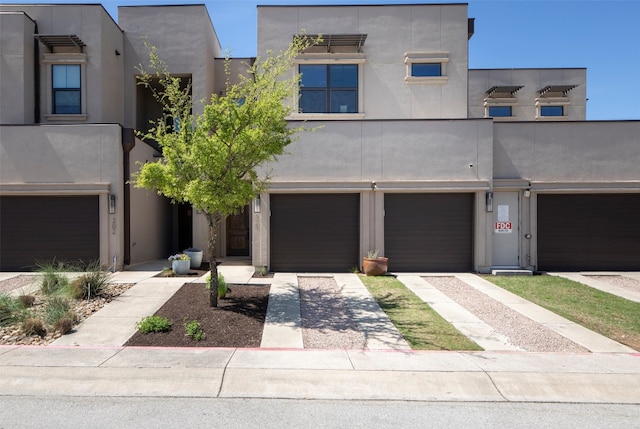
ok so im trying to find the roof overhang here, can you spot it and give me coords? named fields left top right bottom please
left=538, top=85, right=577, bottom=96
left=486, top=86, right=524, bottom=97
left=34, top=34, right=86, bottom=53
left=298, top=34, right=367, bottom=53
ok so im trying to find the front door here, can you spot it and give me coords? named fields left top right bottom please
left=226, top=206, right=250, bottom=257
left=492, top=191, right=519, bottom=267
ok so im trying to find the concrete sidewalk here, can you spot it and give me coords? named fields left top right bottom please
left=1, top=346, right=639, bottom=403
left=2, top=265, right=639, bottom=403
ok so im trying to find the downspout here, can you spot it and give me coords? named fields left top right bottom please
left=33, top=23, right=40, bottom=123
left=122, top=128, right=136, bottom=266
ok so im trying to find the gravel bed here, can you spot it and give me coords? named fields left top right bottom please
left=586, top=275, right=640, bottom=294
left=0, top=275, right=39, bottom=294
left=298, top=276, right=365, bottom=349
left=0, top=282, right=134, bottom=346
left=423, top=276, right=588, bottom=353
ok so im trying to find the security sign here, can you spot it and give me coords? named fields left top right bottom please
left=495, top=221, right=513, bottom=233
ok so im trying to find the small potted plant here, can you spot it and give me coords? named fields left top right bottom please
left=362, top=250, right=388, bottom=276
left=183, top=247, right=203, bottom=268
left=168, top=253, right=191, bottom=275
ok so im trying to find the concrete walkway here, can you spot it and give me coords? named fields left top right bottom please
left=1, top=265, right=639, bottom=403
left=550, top=272, right=640, bottom=303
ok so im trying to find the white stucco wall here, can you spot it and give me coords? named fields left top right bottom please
left=258, top=4, right=469, bottom=119
left=0, top=12, right=35, bottom=125
left=468, top=68, right=587, bottom=121
left=494, top=121, right=640, bottom=184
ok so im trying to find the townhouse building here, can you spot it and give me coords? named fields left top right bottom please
left=1, top=3, right=638, bottom=273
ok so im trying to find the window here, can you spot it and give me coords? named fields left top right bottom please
left=488, top=106, right=512, bottom=117
left=540, top=105, right=563, bottom=117
left=411, top=63, right=442, bottom=77
left=404, top=52, right=449, bottom=84
left=299, top=64, right=358, bottom=113
left=52, top=64, right=81, bottom=114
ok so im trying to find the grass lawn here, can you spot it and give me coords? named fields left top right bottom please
left=359, top=275, right=483, bottom=351
left=484, top=274, right=640, bottom=351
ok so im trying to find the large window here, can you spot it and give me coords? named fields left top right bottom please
left=52, top=64, right=81, bottom=114
left=299, top=64, right=358, bottom=113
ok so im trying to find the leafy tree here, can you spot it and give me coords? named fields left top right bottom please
left=134, top=37, right=315, bottom=306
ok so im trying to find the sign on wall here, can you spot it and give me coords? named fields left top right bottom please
left=495, top=204, right=513, bottom=233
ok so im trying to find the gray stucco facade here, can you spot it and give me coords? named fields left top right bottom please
left=0, top=3, right=638, bottom=272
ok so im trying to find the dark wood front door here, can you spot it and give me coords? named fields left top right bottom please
left=226, top=206, right=250, bottom=256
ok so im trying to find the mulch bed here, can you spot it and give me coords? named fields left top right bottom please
left=125, top=282, right=270, bottom=348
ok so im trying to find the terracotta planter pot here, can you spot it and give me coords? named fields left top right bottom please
left=362, top=257, right=388, bottom=276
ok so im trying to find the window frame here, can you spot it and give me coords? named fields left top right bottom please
left=535, top=97, right=570, bottom=121
left=43, top=53, right=88, bottom=121
left=488, top=105, right=513, bottom=118
left=52, top=64, right=82, bottom=114
left=291, top=54, right=365, bottom=120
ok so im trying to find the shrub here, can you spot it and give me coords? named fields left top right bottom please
left=37, top=260, right=73, bottom=295
left=0, top=293, right=27, bottom=326
left=184, top=320, right=205, bottom=341
left=54, top=318, right=74, bottom=335
left=44, top=296, right=76, bottom=326
left=205, top=273, right=228, bottom=299
left=137, top=315, right=172, bottom=333
left=66, top=260, right=111, bottom=300
left=18, top=295, right=35, bottom=308
left=21, top=318, right=47, bottom=337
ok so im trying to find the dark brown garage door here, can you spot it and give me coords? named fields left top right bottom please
left=270, top=194, right=359, bottom=272
left=0, top=196, right=100, bottom=271
left=385, top=193, right=474, bottom=272
left=538, top=194, right=640, bottom=271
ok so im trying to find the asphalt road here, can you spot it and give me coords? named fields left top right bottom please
left=1, top=397, right=639, bottom=428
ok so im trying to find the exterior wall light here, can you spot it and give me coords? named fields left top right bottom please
left=254, top=195, right=261, bottom=213
left=486, top=191, right=493, bottom=212
left=523, top=189, right=531, bottom=198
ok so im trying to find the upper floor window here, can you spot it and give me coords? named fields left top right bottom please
left=404, top=52, right=449, bottom=84
left=299, top=64, right=358, bottom=114
left=488, top=106, right=512, bottom=117
left=52, top=64, right=81, bottom=114
left=411, top=63, right=442, bottom=77
left=539, top=105, right=564, bottom=117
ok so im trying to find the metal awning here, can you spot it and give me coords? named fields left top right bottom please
left=297, top=34, right=367, bottom=52
left=538, top=85, right=577, bottom=96
left=486, top=86, right=524, bottom=97
left=34, top=34, right=86, bottom=52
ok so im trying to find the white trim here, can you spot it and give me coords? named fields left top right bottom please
left=43, top=53, right=88, bottom=120
left=404, top=51, right=449, bottom=84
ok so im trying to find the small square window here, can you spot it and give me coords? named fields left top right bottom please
left=488, top=106, right=512, bottom=117
left=540, top=105, right=564, bottom=117
left=411, top=63, right=442, bottom=77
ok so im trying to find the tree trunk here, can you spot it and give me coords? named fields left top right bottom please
left=206, top=212, right=222, bottom=307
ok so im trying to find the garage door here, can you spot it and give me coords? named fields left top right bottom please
left=0, top=196, right=100, bottom=271
left=538, top=194, right=640, bottom=271
left=270, top=194, right=359, bottom=272
left=385, top=193, right=474, bottom=272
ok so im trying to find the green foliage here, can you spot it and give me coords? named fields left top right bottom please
left=44, top=296, right=75, bottom=326
left=133, top=37, right=319, bottom=307
left=0, top=293, right=26, bottom=326
left=68, top=261, right=112, bottom=300
left=206, top=273, right=228, bottom=299
left=184, top=320, right=205, bottom=341
left=37, top=261, right=73, bottom=295
left=137, top=315, right=172, bottom=334
left=486, top=274, right=640, bottom=350
left=360, top=275, right=483, bottom=351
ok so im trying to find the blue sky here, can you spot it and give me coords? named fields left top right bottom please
left=12, top=0, right=640, bottom=120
